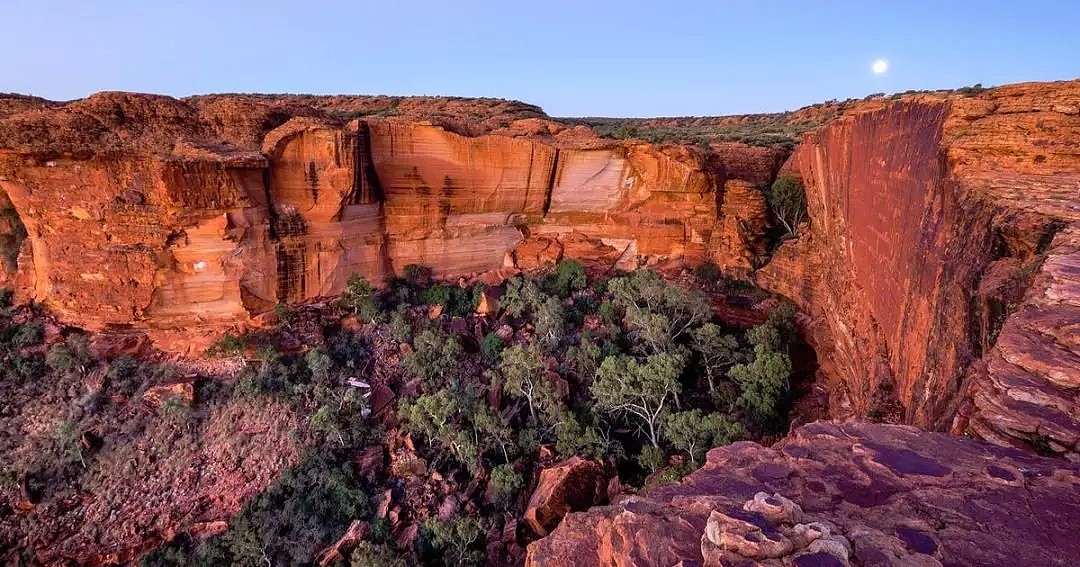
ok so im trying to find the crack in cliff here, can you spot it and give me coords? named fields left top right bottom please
left=540, top=148, right=559, bottom=217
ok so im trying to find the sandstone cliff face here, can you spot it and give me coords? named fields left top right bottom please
left=0, top=93, right=776, bottom=351
left=526, top=421, right=1080, bottom=566
left=757, top=80, right=1080, bottom=456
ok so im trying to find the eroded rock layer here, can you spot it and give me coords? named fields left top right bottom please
left=526, top=421, right=1080, bottom=567
left=0, top=94, right=777, bottom=351
left=757, top=80, right=1080, bottom=455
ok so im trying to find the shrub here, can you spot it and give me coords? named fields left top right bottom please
left=209, top=331, right=245, bottom=354
left=489, top=463, right=524, bottom=510
left=692, top=261, right=722, bottom=290
left=387, top=310, right=411, bottom=344
left=103, top=355, right=141, bottom=396
left=418, top=284, right=477, bottom=317
left=403, top=264, right=433, bottom=287
left=305, top=347, right=333, bottom=385
left=350, top=542, right=407, bottom=567
left=56, top=419, right=85, bottom=468
left=340, top=274, right=380, bottom=322
left=637, top=445, right=666, bottom=472
left=8, top=322, right=43, bottom=349
left=327, top=332, right=366, bottom=370
left=46, top=334, right=93, bottom=376
left=480, top=332, right=504, bottom=361
left=598, top=300, right=616, bottom=323
left=11, top=353, right=45, bottom=380
left=543, top=259, right=587, bottom=298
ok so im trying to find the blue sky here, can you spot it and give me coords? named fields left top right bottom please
left=1, top=0, right=1077, bottom=116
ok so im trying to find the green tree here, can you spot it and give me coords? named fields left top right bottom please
left=501, top=275, right=546, bottom=318
left=591, top=352, right=685, bottom=447
left=403, top=330, right=462, bottom=390
left=305, top=347, right=333, bottom=385
left=468, top=404, right=516, bottom=468
left=662, top=409, right=745, bottom=465
left=728, top=344, right=792, bottom=425
left=389, top=309, right=412, bottom=343
left=489, top=463, right=524, bottom=510
left=607, top=270, right=711, bottom=351
left=637, top=445, right=666, bottom=472
left=690, top=323, right=743, bottom=392
left=544, top=259, right=588, bottom=298
left=421, top=517, right=485, bottom=567
left=533, top=296, right=567, bottom=353
left=746, top=303, right=797, bottom=353
left=499, top=344, right=558, bottom=423
left=767, top=176, right=807, bottom=237
left=399, top=391, right=458, bottom=443
left=340, top=273, right=378, bottom=321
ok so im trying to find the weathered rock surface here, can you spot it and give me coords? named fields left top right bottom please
left=0, top=93, right=773, bottom=352
left=524, top=456, right=607, bottom=537
left=526, top=422, right=1080, bottom=566
left=757, top=80, right=1080, bottom=454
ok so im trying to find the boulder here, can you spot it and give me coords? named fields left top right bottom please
left=524, top=456, right=606, bottom=536
left=141, top=382, right=194, bottom=408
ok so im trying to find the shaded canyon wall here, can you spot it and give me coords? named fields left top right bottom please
left=757, top=80, right=1080, bottom=457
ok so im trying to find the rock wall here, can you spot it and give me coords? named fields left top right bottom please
left=757, top=80, right=1080, bottom=456
left=0, top=93, right=775, bottom=351
left=526, top=421, right=1080, bottom=566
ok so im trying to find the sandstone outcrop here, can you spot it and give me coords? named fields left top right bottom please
left=526, top=421, right=1080, bottom=566
left=756, top=80, right=1080, bottom=455
left=0, top=93, right=774, bottom=352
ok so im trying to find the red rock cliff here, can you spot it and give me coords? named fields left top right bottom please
left=0, top=93, right=775, bottom=350
left=757, top=80, right=1080, bottom=456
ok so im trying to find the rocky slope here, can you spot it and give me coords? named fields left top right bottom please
left=757, top=80, right=1080, bottom=456
left=0, top=93, right=782, bottom=353
left=526, top=421, right=1080, bottom=566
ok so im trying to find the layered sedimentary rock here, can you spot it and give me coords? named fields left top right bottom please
left=0, top=93, right=772, bottom=351
left=526, top=421, right=1080, bottom=566
left=0, top=83, right=1076, bottom=453
left=756, top=80, right=1080, bottom=456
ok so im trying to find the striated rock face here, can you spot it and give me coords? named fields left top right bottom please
left=0, top=93, right=772, bottom=351
left=526, top=421, right=1080, bottom=567
left=756, top=80, right=1080, bottom=455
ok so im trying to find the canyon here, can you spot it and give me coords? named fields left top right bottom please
left=0, top=79, right=1077, bottom=565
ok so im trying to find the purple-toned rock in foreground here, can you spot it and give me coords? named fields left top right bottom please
left=526, top=421, right=1080, bottom=566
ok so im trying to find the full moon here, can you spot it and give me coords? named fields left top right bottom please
left=871, top=59, right=889, bottom=75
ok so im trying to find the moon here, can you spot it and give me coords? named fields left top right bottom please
left=871, top=59, right=889, bottom=75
